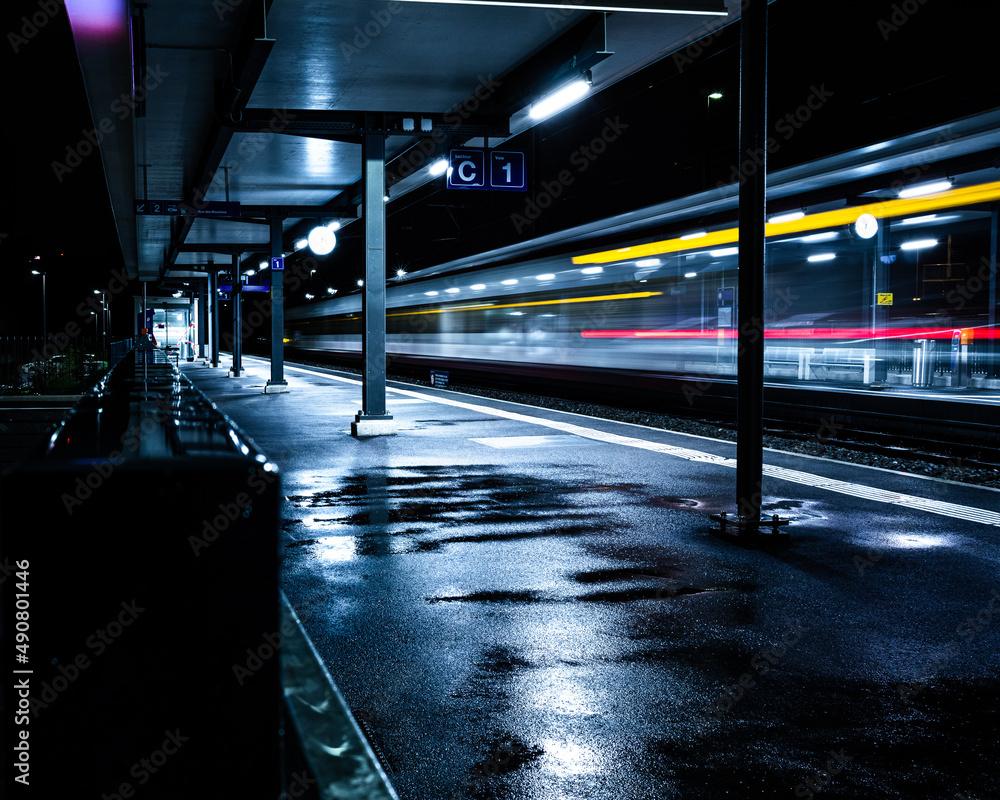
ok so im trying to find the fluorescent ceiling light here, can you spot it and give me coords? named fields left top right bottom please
left=898, top=180, right=952, bottom=198
left=807, top=253, right=836, bottom=262
left=388, top=0, right=727, bottom=14
left=501, top=279, right=518, bottom=285
left=445, top=287, right=460, bottom=293
left=326, top=221, right=341, bottom=231
left=509, top=311, right=524, bottom=316
left=530, top=78, right=590, bottom=120
left=470, top=284, right=486, bottom=290
left=801, top=231, right=837, bottom=242
left=430, top=159, right=449, bottom=176
left=425, top=291, right=439, bottom=296
left=900, top=239, right=938, bottom=250
left=308, top=226, right=337, bottom=256
left=245, top=269, right=255, bottom=276
left=711, top=247, right=739, bottom=257
left=684, top=272, right=697, bottom=278
left=636, top=258, right=662, bottom=267
left=536, top=273, right=556, bottom=280
left=295, top=238, right=308, bottom=250
left=680, top=232, right=707, bottom=240
left=581, top=267, right=603, bottom=274
left=770, top=211, right=805, bottom=224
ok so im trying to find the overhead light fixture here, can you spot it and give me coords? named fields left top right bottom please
left=308, top=225, right=337, bottom=256
left=295, top=238, right=308, bottom=250
left=581, top=266, right=603, bottom=274
left=807, top=253, right=836, bottom=262
left=470, top=284, right=486, bottom=290
left=357, top=279, right=364, bottom=287
left=536, top=273, right=556, bottom=280
left=501, top=279, right=518, bottom=285
left=326, top=220, right=341, bottom=231
left=711, top=247, right=739, bottom=257
left=708, top=92, right=723, bottom=100
left=246, top=269, right=255, bottom=276
left=430, top=159, right=449, bottom=177
left=383, top=195, right=390, bottom=202
left=681, top=232, right=707, bottom=240
left=635, top=259, right=661, bottom=267
left=326, top=287, right=336, bottom=294
left=530, top=71, right=591, bottom=121
left=769, top=211, right=805, bottom=224
left=898, top=180, right=952, bottom=198
left=396, top=269, right=407, bottom=278
left=258, top=260, right=268, bottom=270
left=388, top=1, right=726, bottom=16
left=305, top=293, right=314, bottom=299
left=425, top=291, right=439, bottom=296
left=445, top=287, right=460, bottom=293
left=901, top=239, right=938, bottom=250
left=684, top=272, right=697, bottom=278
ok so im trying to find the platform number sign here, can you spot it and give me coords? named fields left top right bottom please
left=447, top=150, right=486, bottom=188
left=489, top=151, right=526, bottom=191
left=448, top=149, right=526, bottom=191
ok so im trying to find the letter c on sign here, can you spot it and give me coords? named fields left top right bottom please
left=459, top=161, right=475, bottom=181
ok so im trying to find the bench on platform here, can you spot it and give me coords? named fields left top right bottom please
left=807, top=347, right=878, bottom=383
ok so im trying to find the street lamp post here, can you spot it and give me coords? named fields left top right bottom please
left=30, top=268, right=46, bottom=343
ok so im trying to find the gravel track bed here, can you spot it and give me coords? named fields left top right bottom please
left=295, top=358, right=1000, bottom=491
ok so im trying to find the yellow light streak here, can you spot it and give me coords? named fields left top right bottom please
left=385, top=290, right=663, bottom=317
left=572, top=180, right=1000, bottom=265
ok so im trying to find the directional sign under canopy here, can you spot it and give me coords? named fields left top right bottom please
left=447, top=150, right=485, bottom=189
left=489, top=151, right=526, bottom=191
left=135, top=200, right=241, bottom=217
left=448, top=149, right=526, bottom=191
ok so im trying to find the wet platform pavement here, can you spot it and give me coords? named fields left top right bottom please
left=183, top=355, right=1000, bottom=800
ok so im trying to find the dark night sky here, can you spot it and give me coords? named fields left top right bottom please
left=1, top=0, right=998, bottom=336
left=1, top=0, right=126, bottom=338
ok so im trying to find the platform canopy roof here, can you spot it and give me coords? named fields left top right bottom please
left=65, top=0, right=744, bottom=282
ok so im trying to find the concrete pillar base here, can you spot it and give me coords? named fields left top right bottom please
left=351, top=413, right=396, bottom=437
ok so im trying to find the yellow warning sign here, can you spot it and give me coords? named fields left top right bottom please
left=877, top=293, right=893, bottom=306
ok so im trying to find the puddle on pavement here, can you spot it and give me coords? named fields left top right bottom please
left=283, top=466, right=636, bottom=557
left=428, top=590, right=544, bottom=604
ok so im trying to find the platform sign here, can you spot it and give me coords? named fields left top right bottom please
left=489, top=151, right=526, bottom=191
left=877, top=293, right=893, bottom=305
left=447, top=150, right=485, bottom=189
left=270, top=256, right=285, bottom=271
left=135, top=200, right=241, bottom=217
left=430, top=370, right=450, bottom=388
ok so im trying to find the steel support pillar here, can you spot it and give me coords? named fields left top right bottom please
left=352, top=132, right=395, bottom=436
left=198, top=277, right=208, bottom=360
left=265, top=215, right=289, bottom=393
left=990, top=206, right=998, bottom=379
left=872, top=220, right=890, bottom=386
left=230, top=253, right=243, bottom=377
left=209, top=265, right=220, bottom=368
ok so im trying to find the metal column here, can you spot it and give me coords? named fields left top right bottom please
left=734, top=0, right=768, bottom=530
left=352, top=131, right=394, bottom=435
left=990, top=206, right=998, bottom=378
left=265, top=214, right=289, bottom=393
left=198, top=276, right=208, bottom=360
left=872, top=220, right=890, bottom=385
left=231, top=253, right=243, bottom=377
left=209, top=265, right=220, bottom=368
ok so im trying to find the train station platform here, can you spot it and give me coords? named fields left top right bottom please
left=184, top=355, right=1000, bottom=800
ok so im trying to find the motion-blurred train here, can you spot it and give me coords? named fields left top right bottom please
left=286, top=110, right=1000, bottom=395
